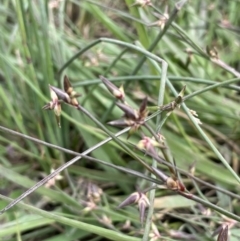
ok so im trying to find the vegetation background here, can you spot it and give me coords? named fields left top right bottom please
left=0, top=0, right=240, bottom=240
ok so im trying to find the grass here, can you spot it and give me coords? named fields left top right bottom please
left=0, top=0, right=240, bottom=240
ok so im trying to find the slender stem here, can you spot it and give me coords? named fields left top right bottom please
left=172, top=22, right=209, bottom=58
left=58, top=39, right=101, bottom=76
left=172, top=21, right=240, bottom=78
left=191, top=179, right=209, bottom=201
left=15, top=0, right=38, bottom=86
left=144, top=58, right=174, bottom=167
left=74, top=75, right=240, bottom=92
left=101, top=37, right=166, bottom=64
left=0, top=105, right=166, bottom=214
left=178, top=192, right=240, bottom=222
left=142, top=185, right=158, bottom=193
left=82, top=48, right=128, bottom=113
left=142, top=53, right=168, bottom=240
left=184, top=77, right=240, bottom=101
left=140, top=148, right=240, bottom=200
left=3, top=33, right=238, bottom=225
left=156, top=114, right=170, bottom=133
left=132, top=0, right=187, bottom=76
left=171, top=22, right=240, bottom=78
left=59, top=37, right=168, bottom=78
left=104, top=47, right=128, bottom=75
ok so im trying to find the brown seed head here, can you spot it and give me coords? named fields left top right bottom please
left=206, top=46, right=219, bottom=59
left=100, top=75, right=125, bottom=101
left=86, top=183, right=103, bottom=203
left=42, top=85, right=63, bottom=127
left=50, top=85, right=71, bottom=104
left=63, top=76, right=81, bottom=106
left=166, top=177, right=178, bottom=190
left=116, top=102, right=139, bottom=120
left=118, top=192, right=141, bottom=209
left=138, top=193, right=149, bottom=225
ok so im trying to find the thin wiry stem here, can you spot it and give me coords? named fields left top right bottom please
left=133, top=39, right=169, bottom=239
left=179, top=192, right=240, bottom=222
left=184, top=77, right=240, bottom=101
left=131, top=0, right=188, bottom=76
left=2, top=125, right=238, bottom=200
left=58, top=37, right=168, bottom=77
left=2, top=35, right=238, bottom=226
left=139, top=148, right=240, bottom=200
left=74, top=75, right=240, bottom=92
left=58, top=39, right=101, bottom=76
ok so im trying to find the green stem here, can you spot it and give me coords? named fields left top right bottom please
left=58, top=39, right=101, bottom=76
left=74, top=75, right=240, bottom=92
left=131, top=0, right=187, bottom=76
left=82, top=48, right=127, bottom=109
left=15, top=0, right=39, bottom=90
left=184, top=77, right=240, bottom=101
left=172, top=22, right=209, bottom=58
left=180, top=192, right=240, bottom=222
left=58, top=37, right=167, bottom=76
left=211, top=58, right=240, bottom=78
left=142, top=56, right=168, bottom=241
left=142, top=148, right=240, bottom=200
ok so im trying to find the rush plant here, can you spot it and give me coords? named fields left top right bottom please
left=0, top=0, right=240, bottom=241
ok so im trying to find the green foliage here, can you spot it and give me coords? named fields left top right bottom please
left=0, top=0, right=240, bottom=240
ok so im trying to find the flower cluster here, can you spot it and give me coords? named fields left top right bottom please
left=152, top=167, right=186, bottom=192
left=108, top=99, right=149, bottom=137
left=100, top=76, right=148, bottom=137
left=42, top=75, right=81, bottom=127
left=118, top=191, right=150, bottom=225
